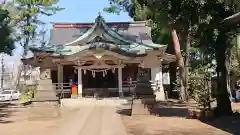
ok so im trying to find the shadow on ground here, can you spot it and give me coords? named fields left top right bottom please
left=153, top=102, right=240, bottom=134
left=202, top=115, right=240, bottom=135
left=145, top=100, right=194, bottom=117
left=116, top=100, right=192, bottom=117
left=151, top=106, right=189, bottom=117
left=116, top=109, right=132, bottom=116
left=118, top=99, right=240, bottom=135
left=0, top=103, right=15, bottom=124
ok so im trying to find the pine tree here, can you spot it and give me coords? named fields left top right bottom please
left=0, top=6, right=15, bottom=55
left=13, top=0, right=63, bottom=58
left=8, top=0, right=63, bottom=82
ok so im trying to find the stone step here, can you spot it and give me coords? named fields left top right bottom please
left=96, top=98, right=129, bottom=106
left=30, top=101, right=59, bottom=110
left=31, top=98, right=59, bottom=103
left=61, top=98, right=96, bottom=107
left=61, top=98, right=129, bottom=107
left=34, top=91, right=57, bottom=99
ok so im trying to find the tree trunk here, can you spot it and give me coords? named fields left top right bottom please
left=226, top=48, right=233, bottom=100
left=184, top=29, right=191, bottom=101
left=12, top=63, right=23, bottom=89
left=22, top=36, right=29, bottom=84
left=22, top=4, right=31, bottom=83
left=178, top=65, right=186, bottom=101
left=171, top=29, right=186, bottom=101
left=216, top=45, right=233, bottom=116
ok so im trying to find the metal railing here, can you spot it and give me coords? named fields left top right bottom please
left=52, top=80, right=165, bottom=99
left=123, top=80, right=137, bottom=93
left=53, top=83, right=72, bottom=99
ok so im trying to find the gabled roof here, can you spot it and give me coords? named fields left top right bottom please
left=30, top=13, right=166, bottom=57
left=50, top=21, right=152, bottom=45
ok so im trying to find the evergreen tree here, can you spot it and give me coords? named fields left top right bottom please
left=6, top=0, right=63, bottom=82
left=0, top=6, right=15, bottom=55
left=13, top=0, right=63, bottom=58
left=105, top=0, right=240, bottom=115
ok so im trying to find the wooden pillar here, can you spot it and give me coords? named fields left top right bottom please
left=118, top=66, right=123, bottom=97
left=78, top=67, right=82, bottom=97
left=57, top=64, right=63, bottom=83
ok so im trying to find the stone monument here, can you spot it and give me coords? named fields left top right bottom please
left=32, top=68, right=58, bottom=103
left=29, top=68, right=59, bottom=120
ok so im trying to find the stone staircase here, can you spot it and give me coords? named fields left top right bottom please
left=60, top=98, right=130, bottom=107
left=60, top=97, right=158, bottom=116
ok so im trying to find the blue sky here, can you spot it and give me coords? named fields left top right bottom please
left=41, top=0, right=132, bottom=26
left=7, top=0, right=132, bottom=66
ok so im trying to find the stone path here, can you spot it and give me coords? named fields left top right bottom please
left=54, top=105, right=128, bottom=135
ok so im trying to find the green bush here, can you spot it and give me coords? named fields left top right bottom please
left=20, top=85, right=37, bottom=100
left=189, top=77, right=212, bottom=109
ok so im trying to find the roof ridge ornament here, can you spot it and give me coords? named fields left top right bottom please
left=95, top=12, right=105, bottom=23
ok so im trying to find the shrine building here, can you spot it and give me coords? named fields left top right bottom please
left=22, top=14, right=176, bottom=101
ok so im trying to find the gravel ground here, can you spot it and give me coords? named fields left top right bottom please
left=122, top=102, right=240, bottom=135
left=0, top=103, right=128, bottom=135
left=0, top=102, right=239, bottom=135
left=0, top=104, right=78, bottom=135
left=123, top=115, right=231, bottom=135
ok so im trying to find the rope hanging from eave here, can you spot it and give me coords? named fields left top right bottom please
left=74, top=67, right=117, bottom=78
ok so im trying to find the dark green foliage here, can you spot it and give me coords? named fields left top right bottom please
left=105, top=0, right=240, bottom=115
left=0, top=7, right=15, bottom=55
left=13, top=0, right=63, bottom=57
left=189, top=64, right=213, bottom=109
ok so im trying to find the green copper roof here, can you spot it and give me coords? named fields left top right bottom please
left=30, top=13, right=166, bottom=57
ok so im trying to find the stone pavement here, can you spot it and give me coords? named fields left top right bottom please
left=53, top=105, right=128, bottom=135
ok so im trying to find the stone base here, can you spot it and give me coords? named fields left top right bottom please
left=154, top=88, right=166, bottom=101
left=71, top=94, right=78, bottom=98
left=31, top=101, right=59, bottom=107
left=28, top=102, right=61, bottom=120
left=31, top=97, right=59, bottom=102
left=34, top=79, right=57, bottom=101
left=119, top=92, right=124, bottom=97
